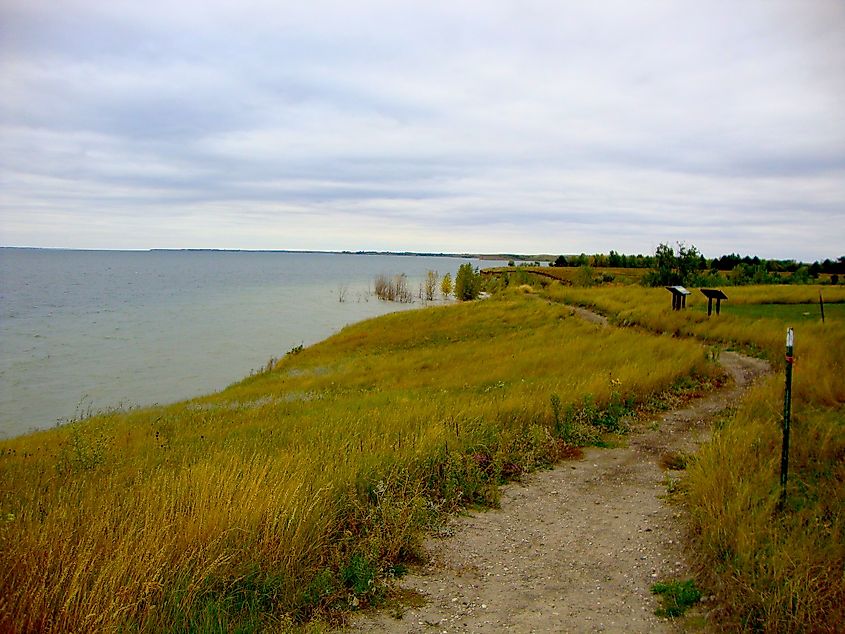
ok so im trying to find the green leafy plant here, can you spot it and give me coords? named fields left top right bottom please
left=651, top=578, right=702, bottom=617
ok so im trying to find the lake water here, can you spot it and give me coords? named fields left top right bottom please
left=0, top=249, right=487, bottom=438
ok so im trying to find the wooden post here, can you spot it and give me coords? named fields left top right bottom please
left=707, top=297, right=713, bottom=316
left=819, top=292, right=825, bottom=323
left=716, top=298, right=722, bottom=315
left=780, top=327, right=794, bottom=506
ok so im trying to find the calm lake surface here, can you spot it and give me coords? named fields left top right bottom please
left=0, top=249, right=488, bottom=438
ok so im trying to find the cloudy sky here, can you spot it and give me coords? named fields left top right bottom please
left=1, top=0, right=843, bottom=259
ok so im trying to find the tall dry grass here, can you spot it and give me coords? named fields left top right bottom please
left=0, top=294, right=713, bottom=631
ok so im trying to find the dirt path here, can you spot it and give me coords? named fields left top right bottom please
left=567, top=306, right=609, bottom=327
left=346, top=350, right=769, bottom=634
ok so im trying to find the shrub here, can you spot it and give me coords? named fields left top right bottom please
left=373, top=274, right=413, bottom=302
left=651, top=579, right=701, bottom=617
left=440, top=272, right=453, bottom=299
left=454, top=263, right=481, bottom=301
left=423, top=270, right=439, bottom=302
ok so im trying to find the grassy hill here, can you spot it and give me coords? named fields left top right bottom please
left=0, top=292, right=713, bottom=632
left=1, top=281, right=842, bottom=632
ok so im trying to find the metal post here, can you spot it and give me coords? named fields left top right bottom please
left=819, top=292, right=825, bottom=323
left=780, top=327, right=794, bottom=505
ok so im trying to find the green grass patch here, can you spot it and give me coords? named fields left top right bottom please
left=692, top=302, right=843, bottom=323
left=651, top=578, right=702, bottom=618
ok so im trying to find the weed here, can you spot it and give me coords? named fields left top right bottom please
left=55, top=423, right=110, bottom=474
left=341, top=554, right=377, bottom=597
left=250, top=356, right=279, bottom=376
left=300, top=570, right=338, bottom=614
left=659, top=451, right=691, bottom=471
left=550, top=393, right=565, bottom=437
left=651, top=578, right=702, bottom=617
left=663, top=473, right=684, bottom=496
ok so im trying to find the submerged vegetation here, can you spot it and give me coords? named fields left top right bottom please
left=1, top=251, right=842, bottom=632
left=372, top=273, right=413, bottom=303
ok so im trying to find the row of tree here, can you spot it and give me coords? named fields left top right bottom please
left=552, top=252, right=657, bottom=269
left=710, top=254, right=845, bottom=275
left=551, top=250, right=845, bottom=277
left=372, top=264, right=483, bottom=303
left=641, top=243, right=844, bottom=287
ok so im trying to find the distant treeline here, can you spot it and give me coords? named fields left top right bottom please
left=552, top=252, right=656, bottom=268
left=552, top=251, right=845, bottom=274
left=550, top=246, right=845, bottom=287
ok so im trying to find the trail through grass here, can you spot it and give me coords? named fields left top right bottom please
left=545, top=283, right=844, bottom=632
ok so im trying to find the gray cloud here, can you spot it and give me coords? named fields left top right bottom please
left=1, top=0, right=844, bottom=260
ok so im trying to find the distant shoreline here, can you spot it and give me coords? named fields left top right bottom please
left=0, top=246, right=544, bottom=261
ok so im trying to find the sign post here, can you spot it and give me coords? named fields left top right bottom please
left=780, top=327, right=794, bottom=505
left=819, top=291, right=825, bottom=324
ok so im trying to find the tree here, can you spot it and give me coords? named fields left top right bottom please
left=440, top=272, right=453, bottom=299
left=644, top=243, right=678, bottom=287
left=454, top=263, right=481, bottom=300
left=676, top=243, right=703, bottom=285
left=792, top=266, right=810, bottom=284
left=423, top=270, right=439, bottom=301
left=553, top=255, right=568, bottom=267
left=644, top=242, right=705, bottom=287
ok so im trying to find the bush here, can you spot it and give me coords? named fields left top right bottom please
left=440, top=272, right=452, bottom=299
left=454, top=263, right=481, bottom=301
left=651, top=579, right=701, bottom=617
left=423, top=270, right=439, bottom=302
left=374, top=274, right=413, bottom=302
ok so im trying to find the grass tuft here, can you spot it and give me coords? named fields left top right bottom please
left=651, top=578, right=702, bottom=618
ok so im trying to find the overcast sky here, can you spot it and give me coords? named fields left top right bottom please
left=1, top=1, right=843, bottom=259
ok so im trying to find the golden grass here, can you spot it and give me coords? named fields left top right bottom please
left=685, top=382, right=845, bottom=632
left=0, top=294, right=713, bottom=631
